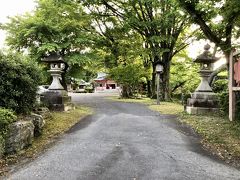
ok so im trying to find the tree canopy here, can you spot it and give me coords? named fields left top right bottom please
left=2, top=0, right=239, bottom=100
left=83, top=0, right=194, bottom=99
left=178, top=0, right=240, bottom=59
left=2, top=0, right=99, bottom=81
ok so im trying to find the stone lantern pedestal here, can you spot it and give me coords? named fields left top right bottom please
left=186, top=44, right=219, bottom=114
left=40, top=53, right=74, bottom=111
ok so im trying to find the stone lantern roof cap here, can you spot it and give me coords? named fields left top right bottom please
left=194, top=44, right=219, bottom=64
left=42, top=52, right=65, bottom=63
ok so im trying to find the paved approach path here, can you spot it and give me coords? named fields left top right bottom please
left=6, top=93, right=240, bottom=180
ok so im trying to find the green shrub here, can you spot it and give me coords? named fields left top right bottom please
left=0, top=134, right=4, bottom=156
left=212, top=78, right=240, bottom=119
left=212, top=79, right=228, bottom=93
left=0, top=52, right=42, bottom=114
left=218, top=91, right=229, bottom=114
left=218, top=91, right=240, bottom=120
left=109, top=64, right=148, bottom=98
left=0, top=108, right=17, bottom=131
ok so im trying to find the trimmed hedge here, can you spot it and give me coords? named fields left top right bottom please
left=0, top=52, right=42, bottom=114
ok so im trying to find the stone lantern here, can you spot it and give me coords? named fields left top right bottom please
left=186, top=44, right=219, bottom=114
left=40, top=52, right=73, bottom=111
left=43, top=53, right=65, bottom=91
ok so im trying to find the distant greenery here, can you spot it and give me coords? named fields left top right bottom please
left=170, top=50, right=200, bottom=98
left=109, top=64, right=148, bottom=98
left=0, top=52, right=42, bottom=114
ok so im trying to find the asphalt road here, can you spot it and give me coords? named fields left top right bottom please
left=5, top=93, right=240, bottom=180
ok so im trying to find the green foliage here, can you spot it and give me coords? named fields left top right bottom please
left=0, top=108, right=17, bottom=131
left=179, top=0, right=240, bottom=54
left=109, top=64, right=147, bottom=97
left=212, top=78, right=240, bottom=120
left=170, top=51, right=200, bottom=97
left=0, top=134, right=4, bottom=156
left=84, top=0, right=193, bottom=99
left=212, top=78, right=228, bottom=93
left=109, top=64, right=146, bottom=86
left=2, top=0, right=99, bottom=80
left=212, top=78, right=228, bottom=114
left=0, top=52, right=42, bottom=114
left=84, top=84, right=94, bottom=93
left=218, top=91, right=229, bottom=115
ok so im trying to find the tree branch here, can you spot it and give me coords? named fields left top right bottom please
left=171, top=80, right=187, bottom=93
left=178, top=0, right=222, bottom=45
left=208, top=63, right=227, bottom=86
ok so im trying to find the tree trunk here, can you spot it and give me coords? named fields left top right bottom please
left=162, top=53, right=171, bottom=101
left=61, top=73, right=68, bottom=91
left=147, top=80, right=152, bottom=97
left=208, top=64, right=227, bottom=86
left=162, top=66, right=171, bottom=100
left=121, top=85, right=129, bottom=98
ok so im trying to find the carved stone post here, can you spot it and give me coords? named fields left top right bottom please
left=40, top=53, right=74, bottom=111
left=186, top=44, right=219, bottom=114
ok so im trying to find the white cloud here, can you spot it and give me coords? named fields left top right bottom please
left=0, top=0, right=36, bottom=48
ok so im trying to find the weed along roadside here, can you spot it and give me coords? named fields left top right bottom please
left=111, top=97, right=240, bottom=168
left=0, top=106, right=92, bottom=176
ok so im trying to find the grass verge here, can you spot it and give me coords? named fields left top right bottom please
left=110, top=96, right=183, bottom=115
left=112, top=96, right=240, bottom=167
left=180, top=114, right=240, bottom=166
left=0, top=106, right=92, bottom=175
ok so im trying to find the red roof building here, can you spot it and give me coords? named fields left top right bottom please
left=94, top=73, right=119, bottom=92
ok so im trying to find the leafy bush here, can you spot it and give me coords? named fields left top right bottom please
left=213, top=78, right=240, bottom=120
left=212, top=79, right=229, bottom=115
left=0, top=108, right=17, bottom=131
left=218, top=91, right=240, bottom=120
left=170, top=51, right=200, bottom=97
left=212, top=79, right=228, bottom=93
left=0, top=52, right=42, bottom=114
left=109, top=64, right=148, bottom=98
left=218, top=91, right=229, bottom=114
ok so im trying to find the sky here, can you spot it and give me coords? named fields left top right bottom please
left=0, top=0, right=36, bottom=47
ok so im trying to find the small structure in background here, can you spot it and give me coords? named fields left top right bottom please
left=229, top=49, right=240, bottom=121
left=94, top=72, right=119, bottom=92
left=186, top=44, right=219, bottom=114
left=40, top=52, right=74, bottom=111
left=76, top=79, right=93, bottom=93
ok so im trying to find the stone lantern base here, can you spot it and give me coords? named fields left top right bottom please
left=186, top=91, right=219, bottom=114
left=40, top=90, right=74, bottom=111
